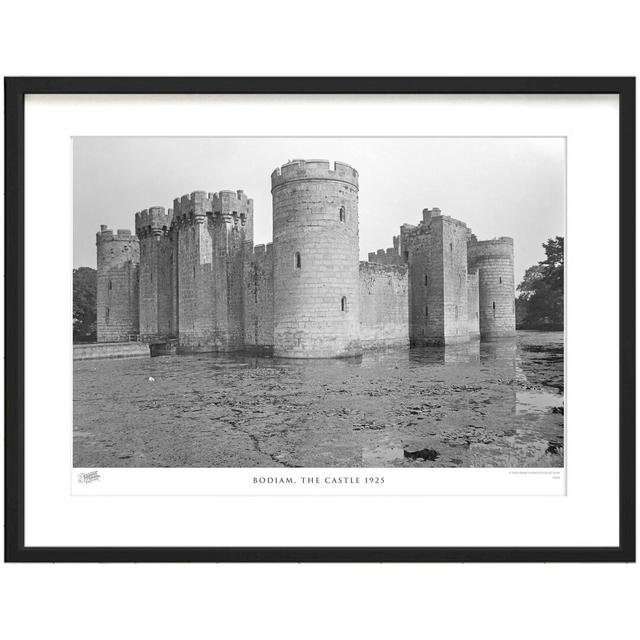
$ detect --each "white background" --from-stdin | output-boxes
[1,1,638,639]
[27,95,605,547]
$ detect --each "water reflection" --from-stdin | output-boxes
[74,331,564,468]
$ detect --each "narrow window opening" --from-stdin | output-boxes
[476,311,479,320]
[339,206,345,223]
[105,308,110,325]
[425,305,429,317]
[108,280,112,291]
[492,301,496,316]
[295,252,301,269]
[499,277,502,284]
[424,274,428,286]
[341,296,348,312]
[193,266,196,278]
[450,242,453,252]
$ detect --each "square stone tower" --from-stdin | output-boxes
[402,208,470,346]
[171,189,253,352]
[135,206,174,341]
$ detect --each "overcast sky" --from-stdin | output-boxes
[73,137,565,284]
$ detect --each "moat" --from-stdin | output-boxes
[73,331,564,468]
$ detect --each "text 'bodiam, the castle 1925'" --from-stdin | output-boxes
[96,159,516,357]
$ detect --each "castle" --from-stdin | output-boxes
[96,159,516,357]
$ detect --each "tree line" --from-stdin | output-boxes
[515,236,564,331]
[73,267,96,343]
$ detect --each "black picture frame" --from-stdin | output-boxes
[4,77,636,563]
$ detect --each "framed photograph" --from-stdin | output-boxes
[4,77,635,562]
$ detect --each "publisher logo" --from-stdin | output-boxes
[77,470,101,484]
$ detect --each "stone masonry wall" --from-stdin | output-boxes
[96,227,140,343]
[403,213,445,346]
[157,232,175,337]
[359,262,409,348]
[244,243,275,349]
[272,160,361,358]
[135,206,172,341]
[440,215,470,343]
[467,270,480,339]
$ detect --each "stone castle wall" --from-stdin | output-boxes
[367,246,404,266]
[244,243,275,350]
[467,270,480,339]
[95,161,517,356]
[440,214,470,343]
[96,227,140,343]
[359,262,409,348]
[271,160,361,358]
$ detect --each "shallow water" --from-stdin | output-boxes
[73,330,564,468]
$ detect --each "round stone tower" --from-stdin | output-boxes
[96,226,140,343]
[467,236,516,339]
[271,159,361,358]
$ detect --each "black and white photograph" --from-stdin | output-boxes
[2,1,638,635]
[73,137,565,470]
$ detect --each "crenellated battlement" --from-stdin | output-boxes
[423,207,469,230]
[367,246,404,266]
[467,236,514,261]
[400,208,471,245]
[468,236,514,246]
[135,206,171,238]
[271,159,359,191]
[96,225,138,245]
[172,191,213,221]
[210,189,253,222]
[171,189,253,226]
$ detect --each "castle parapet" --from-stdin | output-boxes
[96,225,139,245]
[171,189,253,227]
[172,191,214,223]
[467,236,514,261]
[135,206,171,238]
[367,245,404,266]
[422,207,442,224]
[271,159,359,191]
[209,189,254,225]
